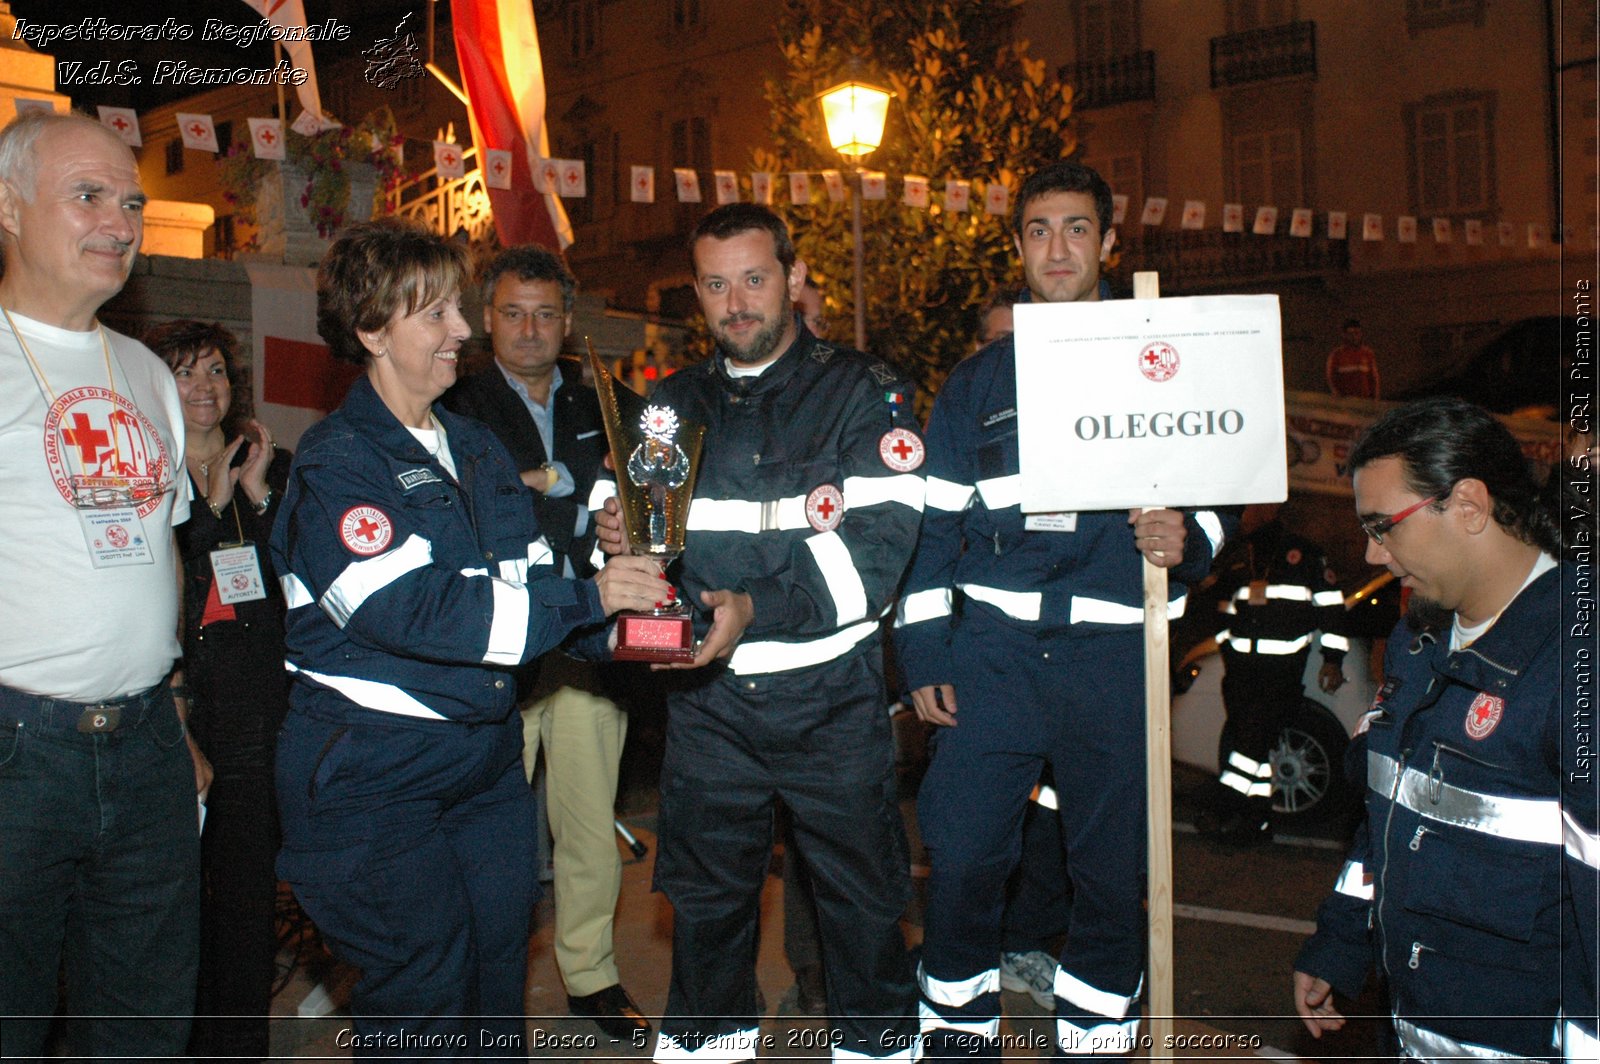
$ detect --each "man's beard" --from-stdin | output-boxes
[715,311,788,365]
[1404,595,1452,633]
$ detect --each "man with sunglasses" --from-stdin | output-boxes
[0,111,208,1058]
[1293,396,1595,1060]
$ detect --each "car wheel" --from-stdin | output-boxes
[1218,701,1353,823]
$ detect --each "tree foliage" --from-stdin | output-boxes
[758,0,1077,406]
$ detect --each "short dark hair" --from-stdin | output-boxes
[1348,395,1559,554]
[1013,160,1114,239]
[688,203,796,277]
[316,218,470,366]
[976,288,1019,345]
[1343,318,1362,331]
[480,244,576,313]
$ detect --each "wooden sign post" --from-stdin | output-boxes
[1134,270,1175,1055]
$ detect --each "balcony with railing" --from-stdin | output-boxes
[1115,228,1348,291]
[1210,21,1316,89]
[1063,50,1157,110]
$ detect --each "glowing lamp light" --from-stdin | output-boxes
[818,80,892,161]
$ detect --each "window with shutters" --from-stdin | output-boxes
[1406,91,1496,216]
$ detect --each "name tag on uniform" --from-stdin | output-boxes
[210,544,267,604]
[1024,511,1077,532]
[78,507,154,568]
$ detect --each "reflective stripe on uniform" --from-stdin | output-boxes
[1055,969,1139,1020]
[652,1028,762,1063]
[806,531,868,625]
[1313,590,1345,607]
[975,473,1021,510]
[844,472,925,511]
[1563,1017,1600,1061]
[896,587,952,627]
[281,572,314,609]
[1393,1016,1525,1059]
[1228,634,1311,655]
[1565,808,1600,869]
[1321,633,1351,652]
[1227,750,1272,779]
[727,618,879,675]
[1369,751,1563,846]
[1057,1016,1139,1056]
[925,476,975,513]
[1070,593,1188,626]
[1233,584,1313,602]
[962,582,1042,622]
[917,1002,999,1040]
[1333,859,1374,900]
[482,578,530,665]
[284,661,447,720]
[1195,510,1224,556]
[1219,770,1273,798]
[917,962,998,1009]
[318,534,434,629]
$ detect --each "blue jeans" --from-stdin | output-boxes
[0,682,201,1062]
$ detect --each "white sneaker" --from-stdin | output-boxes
[998,950,1056,1009]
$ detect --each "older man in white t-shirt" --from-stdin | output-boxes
[0,111,208,1060]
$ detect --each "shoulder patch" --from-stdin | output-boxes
[810,344,836,364]
[805,484,845,532]
[879,428,925,472]
[866,360,896,385]
[340,505,395,555]
[1464,692,1504,740]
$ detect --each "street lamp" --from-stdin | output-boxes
[818,78,892,352]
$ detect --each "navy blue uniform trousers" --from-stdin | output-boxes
[919,621,1146,1057]
[276,690,538,1058]
[654,648,918,1059]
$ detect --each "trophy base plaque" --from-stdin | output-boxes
[614,608,697,663]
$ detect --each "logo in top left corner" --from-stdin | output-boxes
[340,506,395,556]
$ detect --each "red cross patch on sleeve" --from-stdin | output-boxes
[805,484,845,532]
[879,428,925,472]
[340,505,395,555]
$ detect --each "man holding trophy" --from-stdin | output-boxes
[594,203,925,1062]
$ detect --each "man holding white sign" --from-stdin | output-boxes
[897,161,1234,1058]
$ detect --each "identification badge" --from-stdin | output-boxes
[210,544,267,604]
[1024,511,1077,532]
[1247,579,1268,606]
[78,507,154,568]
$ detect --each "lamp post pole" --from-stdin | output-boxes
[850,165,866,352]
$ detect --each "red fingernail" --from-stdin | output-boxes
[654,601,663,609]
[658,572,669,580]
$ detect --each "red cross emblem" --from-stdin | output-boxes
[258,126,276,144]
[110,116,129,132]
[339,505,394,556]
[563,169,578,186]
[1139,341,1180,382]
[638,175,649,189]
[106,524,129,548]
[492,159,506,175]
[879,428,924,472]
[188,123,206,138]
[1464,692,1504,740]
[231,573,250,591]
[441,151,457,167]
[805,484,844,533]
[61,412,110,465]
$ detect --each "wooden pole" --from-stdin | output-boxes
[1134,269,1175,1056]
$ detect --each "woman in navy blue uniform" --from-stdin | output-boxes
[270,219,660,1056]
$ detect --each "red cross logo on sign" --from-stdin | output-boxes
[110,116,129,132]
[878,428,924,472]
[259,127,276,145]
[339,505,394,556]
[805,484,844,533]
[492,159,506,175]
[189,123,206,138]
[442,151,457,167]
[1139,341,1180,382]
[1464,692,1504,740]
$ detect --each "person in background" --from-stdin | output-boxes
[0,109,209,1060]
[270,218,661,1053]
[441,245,649,1042]
[1293,396,1594,1060]
[796,275,829,339]
[1199,502,1347,846]
[149,320,291,1064]
[1324,317,1380,400]
[973,289,1016,351]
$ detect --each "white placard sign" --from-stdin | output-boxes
[1015,295,1287,512]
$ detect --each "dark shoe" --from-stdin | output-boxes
[793,964,827,1016]
[1214,811,1272,847]
[568,983,652,1042]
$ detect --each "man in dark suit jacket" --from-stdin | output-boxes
[440,246,649,1043]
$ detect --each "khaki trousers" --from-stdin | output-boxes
[521,684,628,997]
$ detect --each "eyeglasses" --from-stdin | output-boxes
[1360,494,1438,544]
[70,477,174,511]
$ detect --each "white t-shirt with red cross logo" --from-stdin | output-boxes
[0,310,189,701]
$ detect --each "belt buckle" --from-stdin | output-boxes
[77,705,122,734]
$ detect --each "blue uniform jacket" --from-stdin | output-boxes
[895,313,1234,691]
[595,327,926,677]
[1296,564,1597,1060]
[270,375,606,725]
